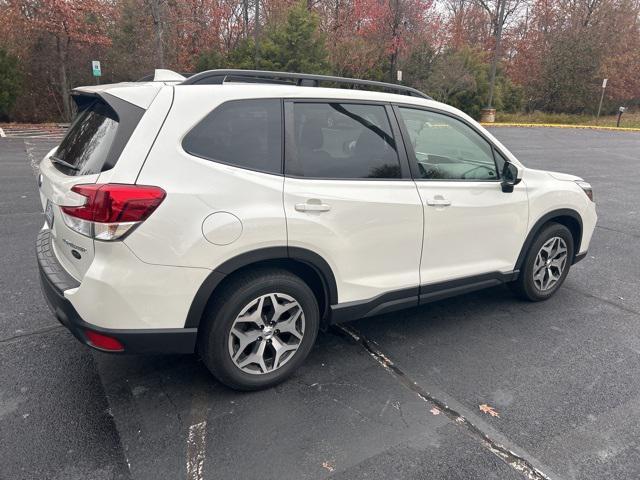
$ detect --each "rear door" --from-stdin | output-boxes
[38,95,143,280]
[283,100,423,304]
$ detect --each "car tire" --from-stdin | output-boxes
[511,222,575,302]
[198,268,319,391]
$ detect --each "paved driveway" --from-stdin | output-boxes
[1,127,639,480]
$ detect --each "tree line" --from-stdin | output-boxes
[0,0,638,122]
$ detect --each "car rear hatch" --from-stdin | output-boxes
[38,91,146,281]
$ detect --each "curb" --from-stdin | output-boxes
[481,122,640,132]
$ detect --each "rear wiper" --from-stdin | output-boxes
[50,156,79,171]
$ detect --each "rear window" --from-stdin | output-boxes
[53,100,119,176]
[182,99,283,175]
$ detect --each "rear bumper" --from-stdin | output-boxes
[37,229,197,354]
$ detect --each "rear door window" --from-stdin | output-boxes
[285,102,400,179]
[53,100,119,176]
[182,99,283,174]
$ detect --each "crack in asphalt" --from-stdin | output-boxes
[161,386,185,425]
[334,324,552,480]
[595,224,640,239]
[565,285,640,317]
[0,323,63,344]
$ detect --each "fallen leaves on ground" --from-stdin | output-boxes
[479,404,500,417]
[322,461,335,472]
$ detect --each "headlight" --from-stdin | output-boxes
[575,180,594,202]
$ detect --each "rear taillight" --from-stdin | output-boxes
[60,184,166,241]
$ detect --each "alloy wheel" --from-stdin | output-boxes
[532,236,568,291]
[228,293,305,375]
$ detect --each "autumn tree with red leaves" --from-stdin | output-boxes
[2,0,113,120]
[319,0,436,81]
[509,0,640,113]
[1,0,639,121]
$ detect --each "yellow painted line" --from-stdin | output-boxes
[481,122,640,132]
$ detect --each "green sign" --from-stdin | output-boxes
[92,60,101,77]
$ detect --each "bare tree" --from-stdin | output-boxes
[254,0,260,67]
[446,0,466,15]
[389,0,402,82]
[474,0,526,108]
[243,0,250,38]
[55,35,72,121]
[147,0,167,68]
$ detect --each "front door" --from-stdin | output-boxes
[394,106,528,287]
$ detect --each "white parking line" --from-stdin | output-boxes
[0,125,67,139]
[337,325,553,480]
[186,421,207,480]
[14,135,64,139]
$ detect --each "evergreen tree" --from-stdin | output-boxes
[0,49,21,120]
[198,2,328,74]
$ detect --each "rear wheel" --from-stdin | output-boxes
[511,222,574,301]
[198,268,319,391]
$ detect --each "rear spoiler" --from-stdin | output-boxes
[72,80,164,109]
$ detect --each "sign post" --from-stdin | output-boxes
[92,60,102,85]
[596,78,607,124]
[396,70,402,83]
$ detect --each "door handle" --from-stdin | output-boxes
[295,202,331,212]
[426,197,451,207]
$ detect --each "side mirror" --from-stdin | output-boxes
[501,162,521,193]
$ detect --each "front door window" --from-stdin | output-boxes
[397,107,499,181]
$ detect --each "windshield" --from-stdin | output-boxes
[53,99,119,176]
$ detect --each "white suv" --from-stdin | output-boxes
[37,69,596,390]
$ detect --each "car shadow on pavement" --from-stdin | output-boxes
[93,285,542,480]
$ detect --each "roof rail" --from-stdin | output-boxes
[180,69,432,100]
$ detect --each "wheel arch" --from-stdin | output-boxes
[515,208,583,272]
[184,247,338,329]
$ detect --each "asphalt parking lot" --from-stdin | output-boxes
[1,126,639,480]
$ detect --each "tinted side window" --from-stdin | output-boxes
[398,107,498,181]
[286,102,400,179]
[183,99,282,174]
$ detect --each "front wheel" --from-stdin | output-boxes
[511,222,574,301]
[198,268,319,391]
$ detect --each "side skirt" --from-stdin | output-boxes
[329,271,519,325]
[419,271,519,304]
